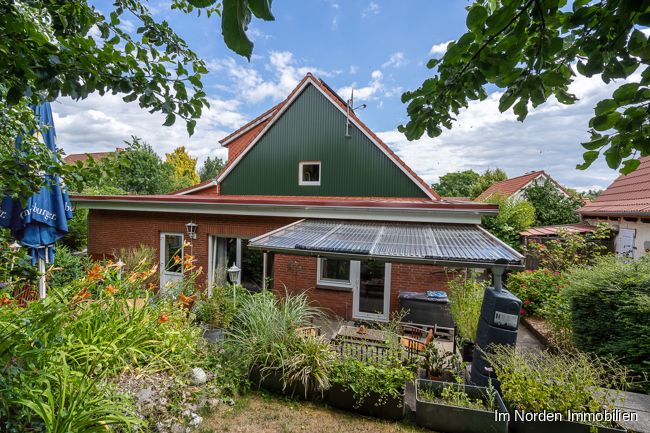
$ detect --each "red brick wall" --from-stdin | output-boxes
[88,209,296,285]
[272,253,458,320]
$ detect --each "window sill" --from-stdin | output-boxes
[316,283,352,292]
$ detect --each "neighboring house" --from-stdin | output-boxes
[71,73,523,322]
[63,148,123,164]
[475,170,569,202]
[580,156,650,259]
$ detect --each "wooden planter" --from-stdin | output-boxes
[326,383,405,421]
[415,379,508,433]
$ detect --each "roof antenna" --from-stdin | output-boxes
[345,89,367,138]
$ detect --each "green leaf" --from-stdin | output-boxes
[163,113,176,126]
[620,159,641,174]
[248,0,275,20]
[426,58,440,69]
[577,150,599,170]
[612,83,640,104]
[187,0,217,7]
[498,89,517,112]
[187,119,197,136]
[594,99,617,116]
[604,147,622,169]
[221,0,253,60]
[466,5,488,32]
[513,98,528,121]
[581,135,608,151]
[591,112,620,131]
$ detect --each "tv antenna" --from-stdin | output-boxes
[345,89,367,138]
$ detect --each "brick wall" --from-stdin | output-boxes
[88,209,296,286]
[272,253,459,320]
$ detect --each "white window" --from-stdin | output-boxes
[299,161,321,186]
[317,257,352,289]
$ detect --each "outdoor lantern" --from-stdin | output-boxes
[227,264,241,284]
[185,221,198,240]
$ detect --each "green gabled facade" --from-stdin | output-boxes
[219,83,429,198]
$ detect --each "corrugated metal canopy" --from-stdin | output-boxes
[249,219,524,268]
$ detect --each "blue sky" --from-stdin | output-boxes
[54,0,634,191]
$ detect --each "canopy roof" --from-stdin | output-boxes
[249,219,524,268]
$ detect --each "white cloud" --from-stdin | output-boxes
[381,72,643,191]
[338,70,384,101]
[208,51,330,104]
[430,40,453,55]
[349,65,359,74]
[52,93,244,165]
[382,52,407,69]
[362,1,380,17]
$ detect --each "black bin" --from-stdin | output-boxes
[398,291,454,328]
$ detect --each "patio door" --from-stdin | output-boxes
[159,232,184,294]
[352,261,391,322]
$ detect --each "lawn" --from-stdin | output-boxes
[199,392,429,433]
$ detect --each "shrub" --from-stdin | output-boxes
[227,290,335,394]
[448,274,486,342]
[481,196,535,250]
[506,269,566,317]
[48,245,89,289]
[486,345,628,421]
[194,284,248,329]
[330,356,413,407]
[565,255,650,391]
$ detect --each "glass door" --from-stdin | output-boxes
[159,233,184,294]
[352,261,391,321]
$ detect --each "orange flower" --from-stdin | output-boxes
[86,264,103,281]
[147,282,156,291]
[0,296,12,306]
[178,293,196,310]
[173,255,182,264]
[105,284,118,295]
[157,314,169,324]
[74,288,92,301]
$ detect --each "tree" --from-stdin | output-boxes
[400,1,650,176]
[523,181,584,226]
[482,196,536,250]
[114,137,175,195]
[165,146,200,188]
[432,170,480,197]
[469,168,508,198]
[1,0,275,201]
[199,156,226,181]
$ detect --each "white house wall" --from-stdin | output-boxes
[585,217,650,259]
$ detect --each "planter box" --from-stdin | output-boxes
[326,383,405,421]
[461,340,475,363]
[249,367,322,400]
[415,379,508,433]
[508,409,625,433]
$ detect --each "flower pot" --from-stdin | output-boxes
[249,367,321,400]
[507,409,625,433]
[326,383,405,420]
[461,341,475,362]
[415,379,508,433]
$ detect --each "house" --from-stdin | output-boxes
[580,156,650,259]
[71,73,523,321]
[63,148,123,164]
[475,170,569,202]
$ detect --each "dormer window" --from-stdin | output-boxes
[299,161,321,186]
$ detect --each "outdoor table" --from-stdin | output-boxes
[332,324,391,343]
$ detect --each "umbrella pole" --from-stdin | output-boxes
[38,246,47,299]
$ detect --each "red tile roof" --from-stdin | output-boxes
[580,156,650,216]
[170,179,217,195]
[475,171,544,202]
[442,196,471,202]
[71,193,497,211]
[63,149,121,164]
[520,223,597,237]
[216,73,440,200]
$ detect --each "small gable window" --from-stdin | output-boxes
[299,161,321,186]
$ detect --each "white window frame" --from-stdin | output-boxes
[316,257,354,289]
[352,262,391,322]
[299,161,321,186]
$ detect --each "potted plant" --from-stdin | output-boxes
[416,376,508,433]
[327,356,412,420]
[448,275,485,362]
[420,343,455,381]
[485,345,628,433]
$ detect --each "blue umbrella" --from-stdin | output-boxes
[0,102,73,298]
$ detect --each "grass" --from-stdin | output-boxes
[199,391,429,433]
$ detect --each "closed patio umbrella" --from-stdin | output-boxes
[0,102,73,298]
